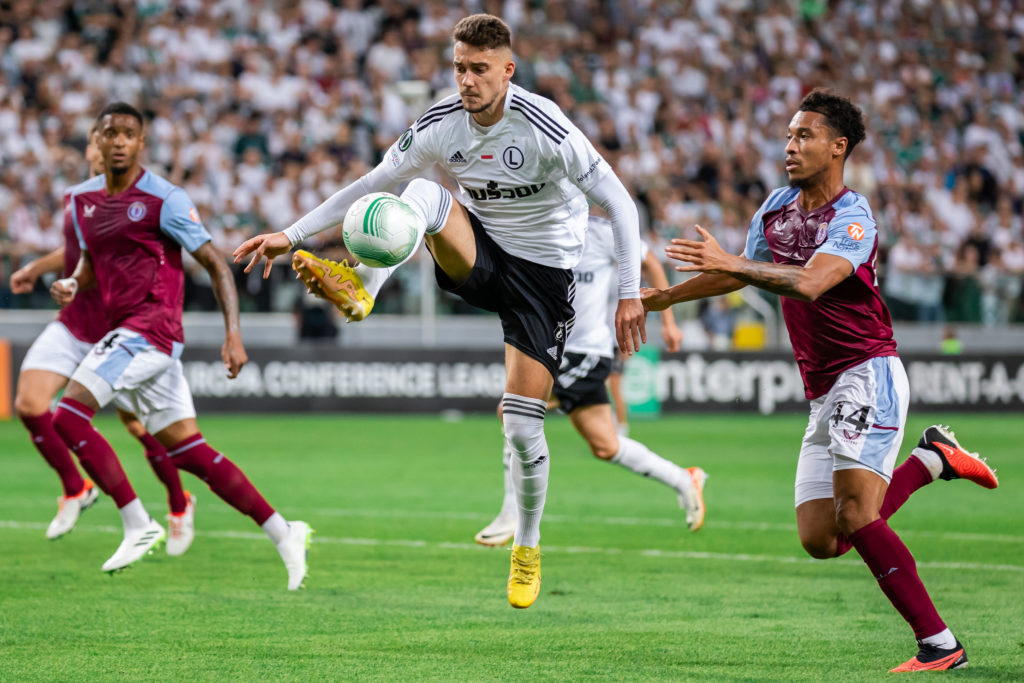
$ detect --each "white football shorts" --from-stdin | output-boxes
[69,327,196,434]
[20,321,94,378]
[794,355,910,507]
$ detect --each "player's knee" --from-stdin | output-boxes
[503,417,545,455]
[799,535,837,560]
[588,439,618,461]
[834,502,876,537]
[13,391,49,419]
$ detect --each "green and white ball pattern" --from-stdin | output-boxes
[342,192,422,268]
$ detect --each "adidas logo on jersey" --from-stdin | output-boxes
[448,150,468,164]
[547,346,558,359]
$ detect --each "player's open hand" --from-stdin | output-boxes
[615,297,647,356]
[50,277,78,307]
[666,225,734,274]
[10,264,37,294]
[233,232,292,279]
[222,332,248,379]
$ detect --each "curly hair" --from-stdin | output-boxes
[453,14,511,51]
[797,90,866,159]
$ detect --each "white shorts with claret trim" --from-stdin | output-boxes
[794,356,910,507]
[69,327,196,434]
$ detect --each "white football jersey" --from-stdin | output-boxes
[380,83,612,269]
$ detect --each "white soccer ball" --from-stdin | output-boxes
[342,192,422,268]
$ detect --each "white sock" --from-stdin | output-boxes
[920,628,957,649]
[611,437,689,493]
[354,178,452,298]
[499,442,517,518]
[118,498,150,531]
[616,422,629,438]
[262,512,289,545]
[502,393,549,547]
[911,447,943,481]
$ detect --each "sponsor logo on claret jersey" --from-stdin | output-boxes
[465,180,546,201]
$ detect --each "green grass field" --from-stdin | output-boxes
[0,412,1021,681]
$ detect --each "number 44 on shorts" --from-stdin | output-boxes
[830,400,873,433]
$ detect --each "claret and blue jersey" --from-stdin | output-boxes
[68,169,211,357]
[744,186,898,399]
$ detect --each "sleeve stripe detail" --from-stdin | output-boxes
[419,97,462,119]
[509,106,565,143]
[510,96,568,142]
[415,103,464,131]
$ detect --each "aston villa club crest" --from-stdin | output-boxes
[815,222,828,245]
[127,201,147,222]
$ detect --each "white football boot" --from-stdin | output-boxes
[276,521,312,590]
[474,511,517,547]
[101,518,165,572]
[677,467,708,532]
[166,491,196,556]
[46,480,99,539]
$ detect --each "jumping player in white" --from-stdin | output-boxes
[234,14,646,609]
[476,213,704,547]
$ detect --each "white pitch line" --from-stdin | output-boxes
[2,500,1021,544]
[1,519,1021,574]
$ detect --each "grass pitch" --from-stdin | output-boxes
[0,412,1021,681]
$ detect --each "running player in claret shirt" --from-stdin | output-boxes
[475,214,703,548]
[234,13,646,609]
[50,103,310,588]
[643,91,998,673]
[10,125,195,552]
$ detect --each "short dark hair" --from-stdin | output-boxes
[453,14,511,50]
[797,90,866,159]
[95,102,144,128]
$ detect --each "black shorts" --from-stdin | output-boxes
[552,352,612,414]
[435,212,575,378]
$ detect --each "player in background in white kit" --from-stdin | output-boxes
[234,14,646,609]
[475,214,703,548]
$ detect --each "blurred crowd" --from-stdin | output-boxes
[1,0,1023,330]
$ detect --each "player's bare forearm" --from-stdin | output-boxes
[643,272,746,311]
[727,259,815,300]
[72,251,97,290]
[194,242,242,336]
[11,246,66,291]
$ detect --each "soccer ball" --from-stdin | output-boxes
[342,192,422,268]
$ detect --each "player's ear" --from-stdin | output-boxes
[832,136,848,159]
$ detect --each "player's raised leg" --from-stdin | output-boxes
[52,381,164,572]
[156,418,311,590]
[293,179,460,321]
[15,368,96,539]
[117,408,194,555]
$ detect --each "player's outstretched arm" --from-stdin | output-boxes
[10,246,65,293]
[233,163,401,279]
[193,242,247,378]
[668,225,852,302]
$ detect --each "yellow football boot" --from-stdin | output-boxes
[292,250,374,321]
[507,544,541,609]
